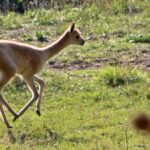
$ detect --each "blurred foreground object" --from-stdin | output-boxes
[132,113,150,134]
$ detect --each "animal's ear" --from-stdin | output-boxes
[70,23,75,32]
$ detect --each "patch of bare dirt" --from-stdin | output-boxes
[115,47,150,71]
[129,49,150,71]
[48,47,150,71]
[48,57,121,70]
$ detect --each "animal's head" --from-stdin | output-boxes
[67,23,85,46]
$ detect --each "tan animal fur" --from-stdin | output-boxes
[0,23,85,128]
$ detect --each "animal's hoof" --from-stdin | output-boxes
[36,110,41,116]
[13,115,19,122]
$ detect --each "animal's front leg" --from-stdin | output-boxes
[34,75,45,116]
[13,76,39,122]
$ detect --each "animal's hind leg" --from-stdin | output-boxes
[0,69,18,118]
[0,102,12,128]
[0,94,18,117]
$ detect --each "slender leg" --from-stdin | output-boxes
[0,94,18,117]
[14,77,39,121]
[0,102,12,128]
[34,76,45,116]
[0,71,18,118]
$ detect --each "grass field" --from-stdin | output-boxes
[0,0,150,149]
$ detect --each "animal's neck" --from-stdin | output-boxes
[43,31,70,61]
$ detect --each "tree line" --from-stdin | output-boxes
[0,0,83,14]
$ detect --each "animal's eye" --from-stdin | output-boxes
[75,35,79,39]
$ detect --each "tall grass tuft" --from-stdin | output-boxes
[0,12,23,29]
[98,66,147,87]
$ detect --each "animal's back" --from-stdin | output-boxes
[0,41,45,77]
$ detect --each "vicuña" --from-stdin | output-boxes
[0,23,85,128]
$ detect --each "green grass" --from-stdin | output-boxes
[127,34,150,43]
[98,66,147,87]
[0,0,150,149]
[0,67,150,149]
